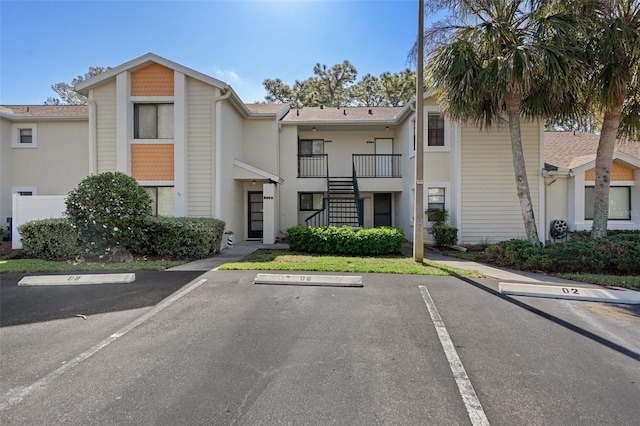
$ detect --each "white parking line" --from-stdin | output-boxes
[419,285,490,426]
[0,278,208,412]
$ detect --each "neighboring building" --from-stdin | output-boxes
[0,105,89,236]
[2,53,550,246]
[544,131,640,236]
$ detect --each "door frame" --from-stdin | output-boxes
[247,191,263,239]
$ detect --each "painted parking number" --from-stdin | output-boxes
[562,287,580,294]
[300,276,311,281]
[67,275,82,281]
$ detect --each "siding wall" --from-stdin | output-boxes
[460,121,541,243]
[186,78,214,217]
[94,81,117,173]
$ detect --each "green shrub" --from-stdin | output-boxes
[18,218,78,260]
[142,217,225,258]
[65,172,152,254]
[545,239,605,273]
[431,225,459,247]
[484,239,543,268]
[286,226,404,255]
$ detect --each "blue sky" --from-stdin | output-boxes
[1,0,420,105]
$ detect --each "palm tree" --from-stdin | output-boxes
[422,0,586,245]
[586,0,640,238]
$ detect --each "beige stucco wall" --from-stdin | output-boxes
[243,118,280,176]
[93,81,117,173]
[460,120,542,244]
[0,119,88,226]
[10,121,89,194]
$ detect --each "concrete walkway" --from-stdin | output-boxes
[168,240,591,286]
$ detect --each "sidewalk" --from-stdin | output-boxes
[168,241,591,286]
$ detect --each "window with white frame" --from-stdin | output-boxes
[299,192,324,211]
[584,186,631,220]
[134,104,174,139]
[427,187,446,221]
[144,187,174,217]
[427,113,445,147]
[12,123,37,148]
[299,139,324,155]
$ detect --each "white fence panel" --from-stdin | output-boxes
[12,195,67,249]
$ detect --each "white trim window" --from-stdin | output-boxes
[12,123,37,148]
[12,187,37,196]
[427,113,445,147]
[134,104,174,139]
[299,192,324,211]
[427,187,446,222]
[584,186,631,220]
[143,186,174,217]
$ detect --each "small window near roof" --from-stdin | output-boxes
[427,113,445,146]
[19,129,33,144]
[12,123,37,148]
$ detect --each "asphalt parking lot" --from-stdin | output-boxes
[1,270,639,425]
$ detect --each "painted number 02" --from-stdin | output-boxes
[562,287,580,294]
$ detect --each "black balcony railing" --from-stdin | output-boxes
[352,154,401,178]
[298,154,328,178]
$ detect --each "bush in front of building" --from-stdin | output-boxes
[65,171,152,255]
[286,225,404,255]
[139,217,226,259]
[481,234,640,274]
[18,218,78,260]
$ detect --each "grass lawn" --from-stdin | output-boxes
[555,273,640,289]
[218,249,483,277]
[0,258,189,274]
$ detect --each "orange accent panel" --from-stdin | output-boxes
[131,63,174,96]
[585,161,635,181]
[131,144,174,181]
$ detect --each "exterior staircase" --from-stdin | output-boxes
[327,177,361,227]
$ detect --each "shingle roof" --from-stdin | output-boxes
[544,131,640,170]
[0,105,88,118]
[281,106,402,122]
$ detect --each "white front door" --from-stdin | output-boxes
[375,138,393,177]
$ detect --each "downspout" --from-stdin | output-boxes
[87,97,97,174]
[213,87,231,218]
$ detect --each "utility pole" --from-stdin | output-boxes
[413,0,425,262]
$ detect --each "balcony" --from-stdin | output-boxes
[352,154,401,178]
[298,154,401,178]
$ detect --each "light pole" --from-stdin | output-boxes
[413,0,425,262]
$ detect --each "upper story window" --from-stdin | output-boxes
[12,123,37,148]
[427,113,445,147]
[299,139,324,155]
[134,104,173,139]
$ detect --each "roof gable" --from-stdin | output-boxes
[544,131,640,170]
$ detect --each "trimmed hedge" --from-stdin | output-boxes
[18,218,78,260]
[140,217,225,259]
[482,235,640,275]
[286,226,404,255]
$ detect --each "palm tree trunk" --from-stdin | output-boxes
[505,92,540,246]
[591,93,626,239]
